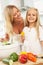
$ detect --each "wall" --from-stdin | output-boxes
[33,0,43,25]
[0,0,43,37]
[22,0,43,25]
[24,0,34,7]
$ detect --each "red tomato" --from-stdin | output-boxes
[19,54,28,64]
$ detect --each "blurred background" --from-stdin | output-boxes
[0,0,43,37]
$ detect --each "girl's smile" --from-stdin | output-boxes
[27,9,37,23]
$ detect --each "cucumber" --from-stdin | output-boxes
[2,58,13,65]
[2,58,9,64]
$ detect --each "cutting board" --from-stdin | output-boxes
[0,58,43,65]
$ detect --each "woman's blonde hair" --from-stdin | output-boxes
[25,7,41,39]
[4,5,20,36]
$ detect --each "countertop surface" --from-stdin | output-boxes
[0,54,43,65]
[0,58,43,65]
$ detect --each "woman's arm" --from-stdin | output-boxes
[40,41,43,47]
[5,33,9,41]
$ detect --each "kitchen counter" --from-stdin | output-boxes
[0,54,43,65]
[0,58,43,65]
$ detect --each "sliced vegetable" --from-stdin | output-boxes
[2,58,13,65]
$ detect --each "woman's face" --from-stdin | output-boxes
[12,8,22,23]
[27,9,37,23]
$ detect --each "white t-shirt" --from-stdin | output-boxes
[22,26,43,55]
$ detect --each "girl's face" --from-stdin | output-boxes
[27,9,37,23]
[12,8,22,22]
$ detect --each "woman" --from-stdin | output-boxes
[0,5,24,54]
[5,5,24,37]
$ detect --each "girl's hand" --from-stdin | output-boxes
[20,35,25,43]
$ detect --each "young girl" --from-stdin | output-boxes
[22,7,43,55]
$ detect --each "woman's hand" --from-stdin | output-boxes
[0,38,4,42]
[5,33,9,41]
[0,33,9,42]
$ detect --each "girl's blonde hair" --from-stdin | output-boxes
[4,5,20,36]
[25,7,41,39]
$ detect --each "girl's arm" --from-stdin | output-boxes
[39,26,43,47]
